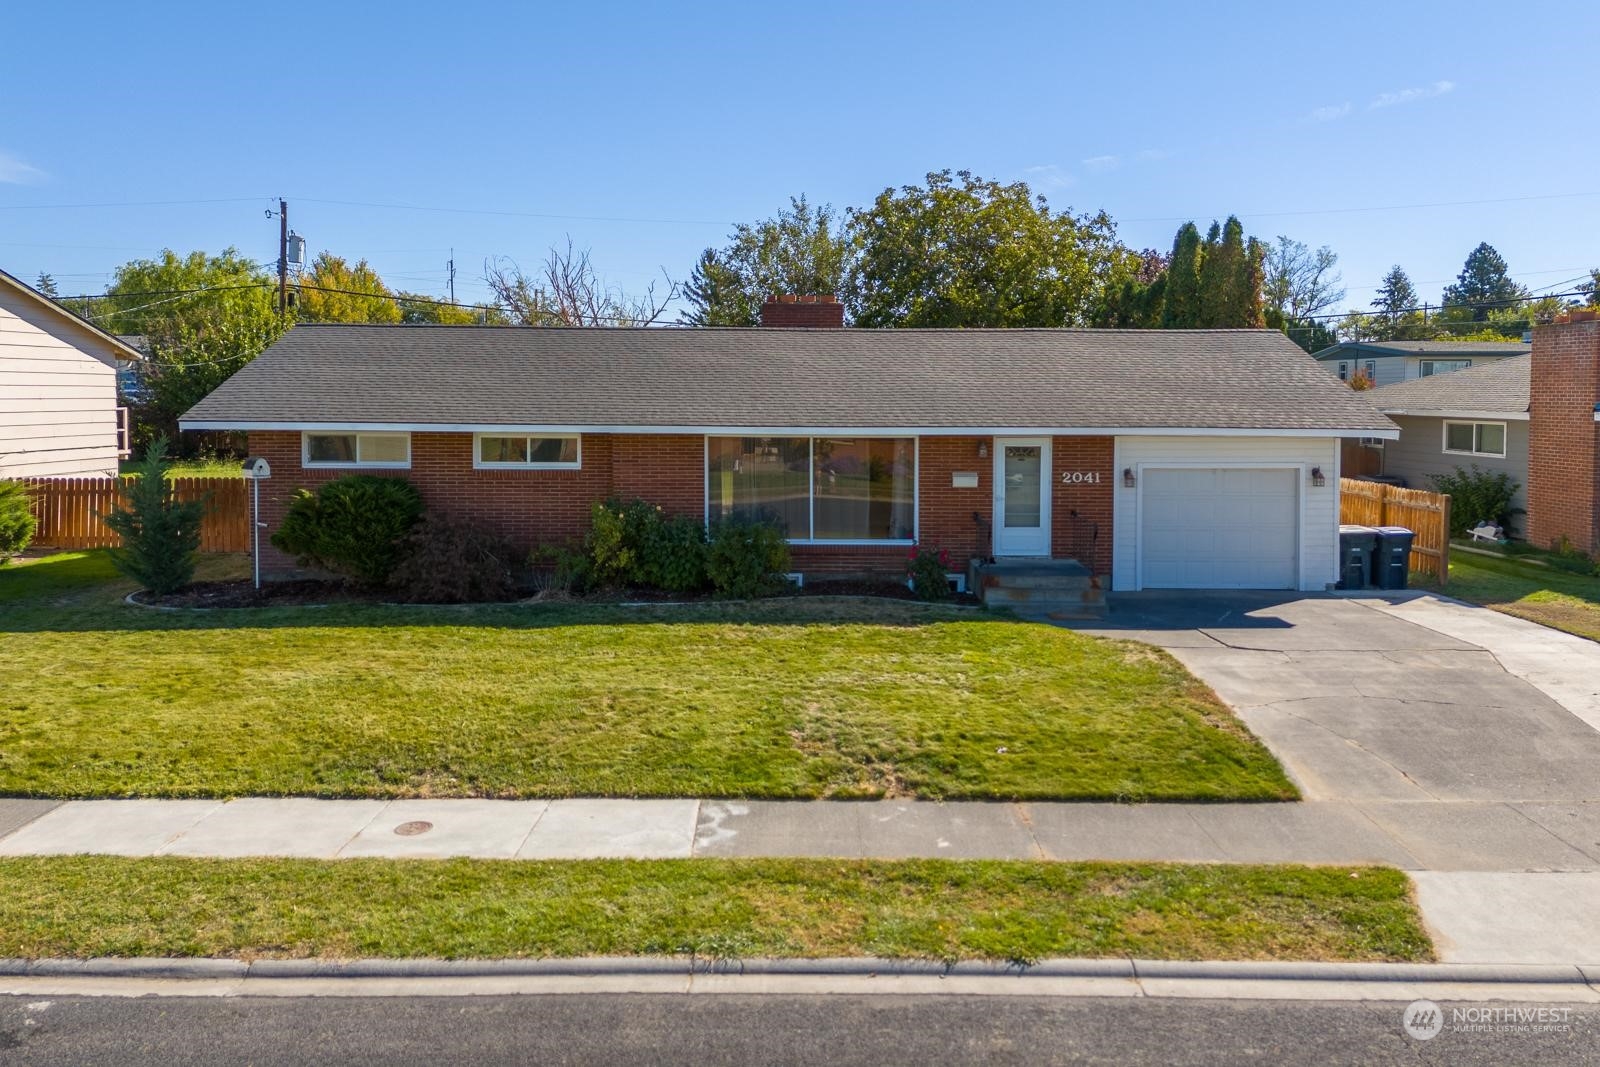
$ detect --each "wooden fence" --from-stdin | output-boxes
[1340,478,1451,584]
[23,477,251,553]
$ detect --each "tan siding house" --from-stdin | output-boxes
[0,269,143,478]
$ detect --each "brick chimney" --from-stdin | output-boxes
[1527,315,1600,553]
[759,293,844,328]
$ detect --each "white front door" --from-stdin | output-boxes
[993,437,1051,557]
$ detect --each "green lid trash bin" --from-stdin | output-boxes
[1338,525,1379,590]
[1372,526,1415,590]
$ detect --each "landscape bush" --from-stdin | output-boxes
[389,515,517,603]
[101,436,206,594]
[0,479,37,564]
[905,544,954,600]
[271,475,424,585]
[1429,465,1522,537]
[705,516,791,599]
[583,498,707,593]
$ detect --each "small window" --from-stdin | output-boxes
[1337,361,1349,381]
[1363,360,1377,380]
[1442,420,1506,458]
[474,433,581,469]
[1420,359,1471,377]
[303,431,411,468]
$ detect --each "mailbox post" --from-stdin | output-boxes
[239,457,272,590]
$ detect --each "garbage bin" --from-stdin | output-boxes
[1337,525,1378,590]
[1371,526,1415,590]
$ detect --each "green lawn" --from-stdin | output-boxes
[118,456,243,479]
[1422,550,1600,643]
[0,856,1428,963]
[0,551,1295,802]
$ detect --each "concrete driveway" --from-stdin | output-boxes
[1074,592,1600,805]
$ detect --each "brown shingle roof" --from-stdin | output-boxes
[1368,354,1530,414]
[181,324,1397,434]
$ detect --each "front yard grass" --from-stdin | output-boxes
[0,856,1428,963]
[0,551,1295,802]
[1421,550,1600,643]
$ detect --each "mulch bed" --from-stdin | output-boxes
[130,576,979,610]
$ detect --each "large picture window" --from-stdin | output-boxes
[707,436,916,543]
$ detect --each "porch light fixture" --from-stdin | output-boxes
[1310,466,1326,487]
[978,442,988,458]
[1122,467,1135,488]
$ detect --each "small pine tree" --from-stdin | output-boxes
[102,436,206,594]
[0,480,38,563]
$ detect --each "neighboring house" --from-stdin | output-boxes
[1312,339,1530,388]
[180,296,1398,592]
[0,268,144,478]
[1364,356,1531,521]
[1354,315,1600,552]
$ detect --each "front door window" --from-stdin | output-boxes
[993,438,1050,556]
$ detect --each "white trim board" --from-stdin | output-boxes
[182,420,1400,440]
[1378,408,1528,421]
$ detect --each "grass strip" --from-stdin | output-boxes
[0,856,1430,964]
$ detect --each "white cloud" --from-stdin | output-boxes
[1369,80,1455,110]
[0,151,45,184]
[1307,102,1352,122]
[1022,164,1075,189]
[1081,154,1120,172]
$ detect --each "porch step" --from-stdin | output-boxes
[975,559,1107,619]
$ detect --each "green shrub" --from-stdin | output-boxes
[705,516,791,599]
[905,544,954,601]
[1429,465,1522,537]
[101,436,206,594]
[583,498,707,593]
[0,480,37,564]
[389,516,516,603]
[270,475,424,585]
[529,542,590,598]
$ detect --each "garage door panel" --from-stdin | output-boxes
[1139,467,1298,590]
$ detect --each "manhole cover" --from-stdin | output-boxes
[393,820,434,837]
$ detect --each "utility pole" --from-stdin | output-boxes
[448,249,456,304]
[277,199,289,317]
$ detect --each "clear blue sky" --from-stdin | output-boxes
[4,1,1597,316]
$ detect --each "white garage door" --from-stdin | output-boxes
[1139,467,1298,589]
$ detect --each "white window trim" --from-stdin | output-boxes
[300,430,412,469]
[702,434,920,547]
[1441,419,1507,458]
[471,432,582,470]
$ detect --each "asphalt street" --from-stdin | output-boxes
[2,994,1597,1066]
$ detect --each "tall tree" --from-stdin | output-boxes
[1161,223,1204,327]
[1264,237,1344,321]
[1190,217,1264,327]
[33,272,58,298]
[1095,248,1168,327]
[92,249,284,452]
[484,238,675,326]
[1441,242,1527,320]
[845,169,1130,328]
[682,196,849,326]
[1367,264,1431,341]
[296,253,401,323]
[1371,265,1418,318]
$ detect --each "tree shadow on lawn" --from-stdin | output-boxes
[0,551,991,635]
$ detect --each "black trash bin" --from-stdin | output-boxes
[1337,525,1378,590]
[1372,526,1415,590]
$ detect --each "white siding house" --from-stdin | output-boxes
[0,269,143,478]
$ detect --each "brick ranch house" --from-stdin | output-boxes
[180,297,1399,592]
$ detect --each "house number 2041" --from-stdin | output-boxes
[1059,472,1102,484]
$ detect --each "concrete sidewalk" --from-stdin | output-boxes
[5,796,1599,871]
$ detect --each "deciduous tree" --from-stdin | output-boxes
[1264,237,1345,321]
[485,238,675,327]
[845,169,1130,328]
[297,253,401,323]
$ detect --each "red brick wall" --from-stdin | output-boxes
[247,431,1119,578]
[1052,436,1114,578]
[759,295,844,328]
[1528,319,1600,553]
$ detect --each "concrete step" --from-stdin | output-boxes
[980,573,1096,593]
[981,586,1104,610]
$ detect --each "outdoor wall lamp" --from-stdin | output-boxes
[978,442,989,458]
[1122,468,1136,488]
[1310,467,1326,487]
